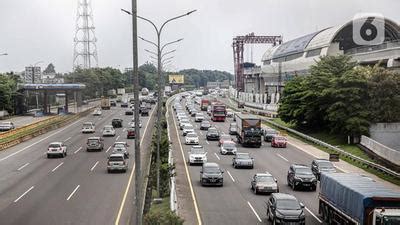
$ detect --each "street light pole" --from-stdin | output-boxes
[128,1,142,225]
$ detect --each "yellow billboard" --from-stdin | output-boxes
[169,75,184,84]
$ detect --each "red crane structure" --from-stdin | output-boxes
[232,33,283,91]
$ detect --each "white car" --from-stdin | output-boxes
[178,115,188,122]
[220,141,237,155]
[188,145,207,165]
[81,122,95,133]
[226,109,234,117]
[47,142,67,158]
[93,109,102,116]
[0,121,15,131]
[185,132,199,145]
[182,124,195,136]
[102,125,116,136]
[129,119,142,128]
[112,142,129,158]
[194,113,205,122]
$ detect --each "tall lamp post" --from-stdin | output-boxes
[122,9,196,198]
[30,61,44,111]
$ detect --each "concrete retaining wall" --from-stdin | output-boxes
[370,123,400,151]
[360,135,400,166]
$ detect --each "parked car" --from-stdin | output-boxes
[182,124,195,136]
[218,134,233,147]
[229,122,237,135]
[0,121,15,131]
[271,135,287,148]
[311,159,336,180]
[112,142,129,158]
[194,113,205,122]
[206,127,220,140]
[264,128,278,142]
[220,141,237,155]
[200,162,224,186]
[126,128,135,139]
[112,118,123,128]
[92,109,102,116]
[200,120,211,130]
[86,137,104,151]
[287,164,317,191]
[188,145,207,165]
[232,153,254,168]
[250,172,279,194]
[185,132,199,145]
[47,142,67,158]
[107,153,128,173]
[102,125,116,136]
[81,122,95,133]
[266,193,305,224]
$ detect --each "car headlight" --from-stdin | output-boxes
[275,211,284,219]
[294,176,302,181]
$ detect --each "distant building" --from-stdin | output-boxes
[41,72,64,84]
[24,66,41,83]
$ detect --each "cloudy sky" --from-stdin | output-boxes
[0,0,399,74]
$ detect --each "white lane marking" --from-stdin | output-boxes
[277,153,289,162]
[51,162,64,172]
[116,135,120,141]
[74,147,82,154]
[123,128,126,132]
[17,162,30,171]
[90,161,99,172]
[206,140,209,145]
[247,201,262,222]
[67,185,80,201]
[214,153,220,160]
[14,186,34,203]
[0,118,83,162]
[305,207,323,223]
[64,137,71,142]
[227,170,235,182]
[106,146,111,153]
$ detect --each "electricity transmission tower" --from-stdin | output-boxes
[73,0,98,70]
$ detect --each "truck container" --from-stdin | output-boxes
[200,99,210,111]
[319,173,400,225]
[100,97,111,110]
[235,113,262,147]
[210,102,226,122]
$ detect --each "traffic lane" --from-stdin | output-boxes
[0,107,149,225]
[173,112,262,225]
[188,113,321,224]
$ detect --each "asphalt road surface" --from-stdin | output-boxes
[0,104,156,225]
[169,97,323,225]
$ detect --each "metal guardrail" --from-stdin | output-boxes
[166,96,178,213]
[225,97,400,180]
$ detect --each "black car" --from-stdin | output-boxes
[125,110,133,115]
[121,102,128,108]
[206,127,220,140]
[263,128,279,142]
[112,119,123,128]
[200,120,211,130]
[266,193,305,224]
[287,164,317,191]
[311,159,336,180]
[141,108,149,116]
[200,162,224,186]
[110,101,117,107]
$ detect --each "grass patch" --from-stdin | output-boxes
[267,118,400,186]
[144,197,184,225]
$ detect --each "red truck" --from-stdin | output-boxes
[200,99,209,111]
[211,102,226,122]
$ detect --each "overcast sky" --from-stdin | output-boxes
[0,0,399,74]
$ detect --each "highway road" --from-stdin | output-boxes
[0,103,156,225]
[169,96,323,225]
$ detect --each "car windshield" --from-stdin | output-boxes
[236,153,250,159]
[109,156,124,162]
[202,121,210,125]
[204,167,220,174]
[295,167,313,175]
[114,144,125,148]
[276,199,301,210]
[0,122,11,126]
[191,148,205,154]
[184,125,194,129]
[187,133,197,138]
[275,137,286,141]
[257,176,275,182]
[49,143,61,148]
[223,143,235,148]
[104,127,113,130]
[88,139,99,144]
[230,123,237,127]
